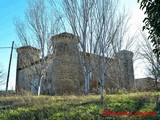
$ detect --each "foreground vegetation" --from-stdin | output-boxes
[0,92,160,120]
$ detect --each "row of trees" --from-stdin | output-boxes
[14,0,160,98]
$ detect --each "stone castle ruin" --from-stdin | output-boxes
[16,32,134,94]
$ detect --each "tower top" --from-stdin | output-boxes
[16,45,40,53]
[116,50,134,58]
[51,32,79,43]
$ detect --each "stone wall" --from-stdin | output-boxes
[16,32,135,95]
[85,50,135,92]
[135,77,160,91]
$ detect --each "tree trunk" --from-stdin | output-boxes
[100,53,105,102]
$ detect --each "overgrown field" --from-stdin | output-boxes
[0,92,160,120]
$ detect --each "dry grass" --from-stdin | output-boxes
[0,92,159,120]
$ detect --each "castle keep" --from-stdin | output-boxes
[51,33,84,94]
[16,32,134,94]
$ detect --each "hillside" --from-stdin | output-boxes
[0,92,160,120]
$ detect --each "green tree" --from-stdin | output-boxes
[138,0,160,59]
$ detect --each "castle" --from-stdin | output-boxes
[16,32,135,94]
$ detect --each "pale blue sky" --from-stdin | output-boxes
[0,0,145,90]
[0,0,27,90]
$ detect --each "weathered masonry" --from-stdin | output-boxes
[16,32,135,94]
[51,33,84,94]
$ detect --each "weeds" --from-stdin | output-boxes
[0,92,159,120]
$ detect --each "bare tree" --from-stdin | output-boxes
[0,66,5,86]
[50,0,136,99]
[93,0,122,101]
[50,0,96,95]
[140,31,160,91]
[88,0,135,100]
[15,0,136,97]
[14,0,63,95]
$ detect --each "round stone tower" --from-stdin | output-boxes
[16,46,40,69]
[51,32,84,95]
[116,50,134,91]
[16,46,40,92]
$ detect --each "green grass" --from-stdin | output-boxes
[0,92,160,120]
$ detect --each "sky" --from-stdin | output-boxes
[0,0,146,91]
[0,0,27,90]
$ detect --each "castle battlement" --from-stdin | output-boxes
[51,32,79,43]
